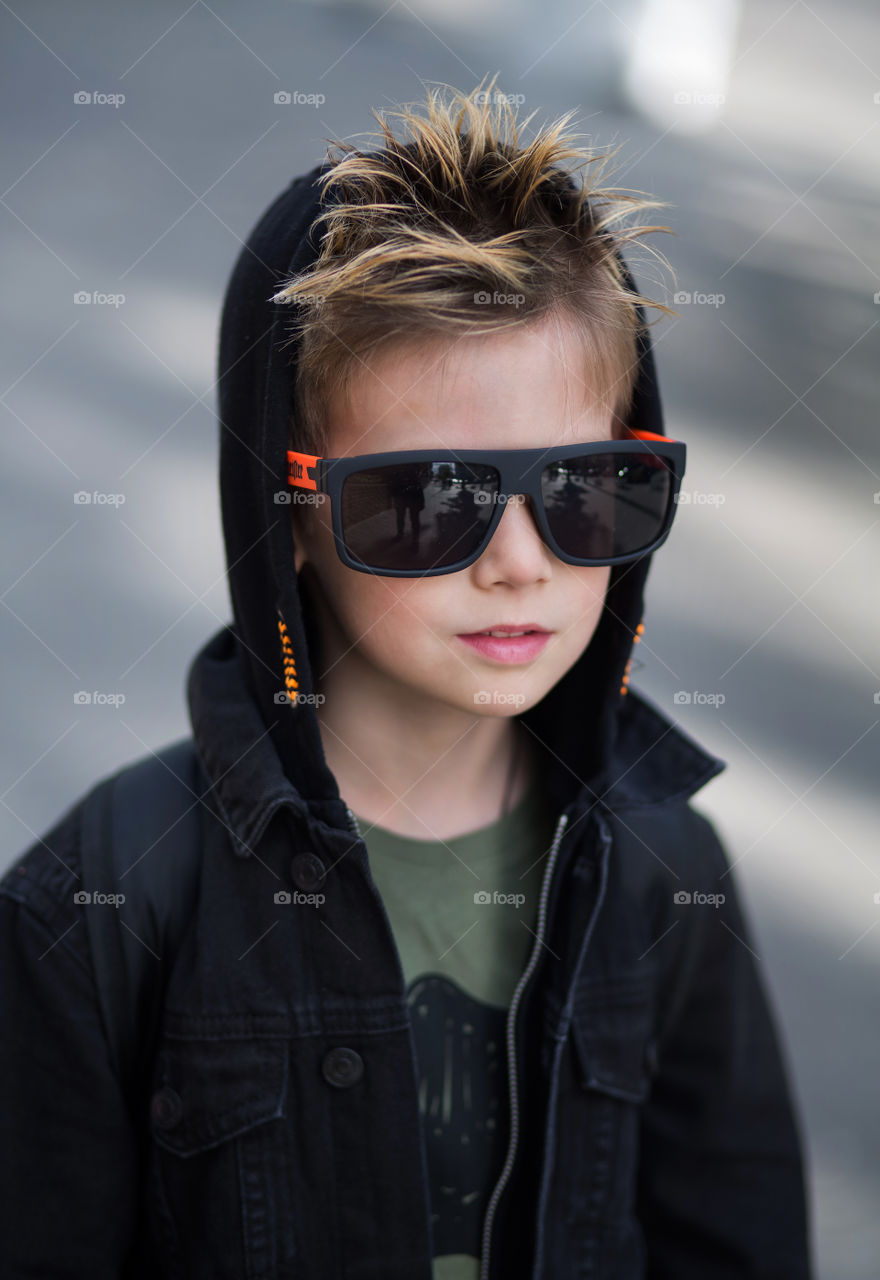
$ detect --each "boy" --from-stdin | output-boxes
[0,82,813,1278]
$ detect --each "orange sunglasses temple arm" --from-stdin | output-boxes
[627,428,678,442]
[287,450,321,491]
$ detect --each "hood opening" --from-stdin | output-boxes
[211,161,666,830]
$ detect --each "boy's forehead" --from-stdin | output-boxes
[322,317,615,457]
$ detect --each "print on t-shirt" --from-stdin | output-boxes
[407,972,510,1259]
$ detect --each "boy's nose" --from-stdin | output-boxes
[473,493,554,583]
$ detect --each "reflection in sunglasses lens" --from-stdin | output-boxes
[341,462,499,571]
[542,452,671,559]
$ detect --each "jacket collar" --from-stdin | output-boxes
[598,683,727,809]
[187,625,727,860]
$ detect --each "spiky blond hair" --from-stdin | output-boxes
[273,76,673,456]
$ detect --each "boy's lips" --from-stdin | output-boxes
[459,623,551,636]
[456,624,552,664]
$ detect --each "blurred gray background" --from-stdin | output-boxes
[1,2,878,1275]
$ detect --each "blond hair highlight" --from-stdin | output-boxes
[273,76,674,456]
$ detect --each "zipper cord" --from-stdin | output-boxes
[479,809,570,1280]
[527,811,612,1278]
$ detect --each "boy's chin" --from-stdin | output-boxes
[453,681,549,718]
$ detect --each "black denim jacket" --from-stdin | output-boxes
[0,625,814,1279]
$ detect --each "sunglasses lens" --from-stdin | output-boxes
[340,462,499,572]
[541,451,673,560]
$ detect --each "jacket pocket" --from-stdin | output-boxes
[147,1035,295,1280]
[550,981,658,1262]
[150,1035,288,1156]
[568,978,656,1104]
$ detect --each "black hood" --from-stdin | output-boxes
[205,159,708,836]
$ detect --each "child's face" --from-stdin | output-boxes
[292,312,614,718]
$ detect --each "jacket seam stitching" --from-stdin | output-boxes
[0,893,95,987]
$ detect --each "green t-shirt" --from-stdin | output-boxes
[351,777,558,1280]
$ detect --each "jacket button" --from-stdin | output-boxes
[322,1047,364,1088]
[290,853,326,892]
[150,1085,183,1129]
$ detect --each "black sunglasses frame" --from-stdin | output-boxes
[286,432,686,578]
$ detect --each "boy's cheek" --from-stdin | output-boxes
[340,586,459,670]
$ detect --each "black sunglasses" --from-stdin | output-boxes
[286,429,686,577]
